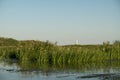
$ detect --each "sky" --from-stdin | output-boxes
[0,0,120,45]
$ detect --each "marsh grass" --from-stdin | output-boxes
[0,37,120,66]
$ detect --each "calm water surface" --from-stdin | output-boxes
[0,61,120,80]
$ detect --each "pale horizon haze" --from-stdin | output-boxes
[0,0,120,45]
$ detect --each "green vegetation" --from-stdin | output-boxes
[0,37,120,66]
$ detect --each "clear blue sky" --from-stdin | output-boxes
[0,0,120,45]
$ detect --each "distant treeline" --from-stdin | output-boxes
[0,37,120,66]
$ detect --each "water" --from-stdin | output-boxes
[0,61,120,80]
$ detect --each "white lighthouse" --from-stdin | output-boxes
[76,40,79,45]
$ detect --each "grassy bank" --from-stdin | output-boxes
[0,37,120,65]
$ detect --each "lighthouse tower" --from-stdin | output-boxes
[76,40,79,45]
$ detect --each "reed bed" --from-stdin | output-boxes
[0,37,120,66]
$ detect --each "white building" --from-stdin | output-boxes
[76,40,79,44]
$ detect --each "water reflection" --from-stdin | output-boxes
[18,61,120,73]
[0,61,120,80]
